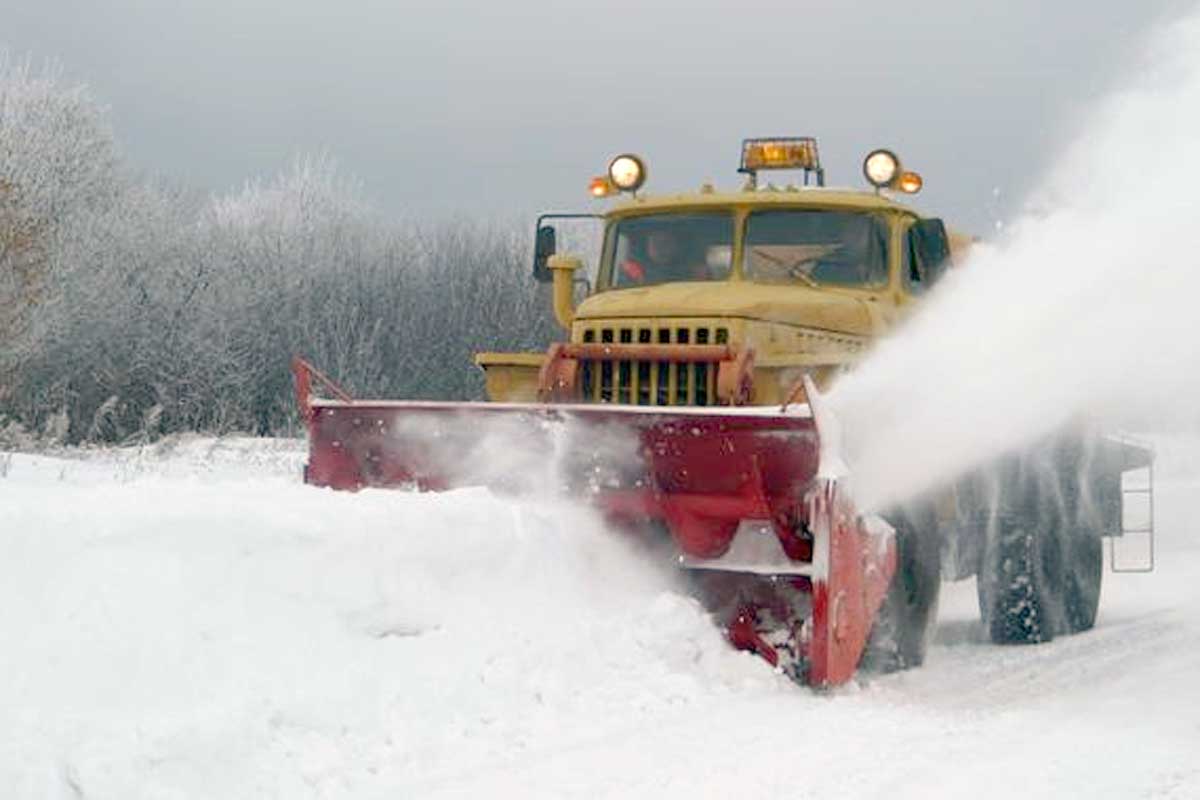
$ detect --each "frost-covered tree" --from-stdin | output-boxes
[0,54,117,376]
[196,156,556,434]
[0,54,556,445]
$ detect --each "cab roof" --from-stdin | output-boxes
[602,186,920,218]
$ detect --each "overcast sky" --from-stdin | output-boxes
[5,0,1191,233]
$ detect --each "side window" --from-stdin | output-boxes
[901,222,926,295]
[905,218,951,293]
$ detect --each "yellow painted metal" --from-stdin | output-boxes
[603,188,913,217]
[552,317,864,405]
[548,254,582,331]
[575,283,884,337]
[477,183,968,406]
[474,352,543,403]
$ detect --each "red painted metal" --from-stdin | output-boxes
[291,356,896,687]
[296,396,820,558]
[292,357,353,417]
[537,343,579,402]
[780,380,810,412]
[727,606,780,667]
[561,343,736,362]
[716,347,756,405]
[806,478,896,687]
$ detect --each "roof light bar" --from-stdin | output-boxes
[739,137,825,187]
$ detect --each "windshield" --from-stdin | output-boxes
[609,213,733,287]
[745,210,888,287]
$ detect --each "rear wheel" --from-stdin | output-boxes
[1061,465,1106,633]
[976,448,1108,644]
[1063,528,1102,633]
[977,510,1066,643]
[861,506,941,673]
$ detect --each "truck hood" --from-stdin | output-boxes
[574,282,878,336]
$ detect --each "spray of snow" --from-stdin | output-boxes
[830,11,1200,512]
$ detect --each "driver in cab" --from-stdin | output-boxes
[619,229,711,285]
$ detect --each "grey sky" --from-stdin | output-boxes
[5,0,1190,233]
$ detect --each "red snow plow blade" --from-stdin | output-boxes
[292,357,895,687]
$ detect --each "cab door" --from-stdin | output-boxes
[896,216,952,305]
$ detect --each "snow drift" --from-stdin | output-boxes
[0,438,778,798]
[2,436,1198,798]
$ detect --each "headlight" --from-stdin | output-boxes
[863,149,900,188]
[608,154,647,192]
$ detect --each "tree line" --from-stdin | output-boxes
[0,55,559,446]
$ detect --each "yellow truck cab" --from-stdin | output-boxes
[476,138,959,405]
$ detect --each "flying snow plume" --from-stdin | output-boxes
[830,10,1200,512]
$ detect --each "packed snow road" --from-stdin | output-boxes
[1,436,1196,799]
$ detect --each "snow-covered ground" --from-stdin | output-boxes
[2,435,1197,799]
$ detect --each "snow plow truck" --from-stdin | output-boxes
[293,138,1153,687]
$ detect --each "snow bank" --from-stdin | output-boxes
[0,437,776,798]
[2,436,1199,797]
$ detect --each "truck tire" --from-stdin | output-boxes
[861,506,941,672]
[977,517,1065,643]
[977,460,1068,644]
[1063,528,1102,633]
[1062,430,1135,634]
[977,441,1112,643]
[1060,461,1107,634]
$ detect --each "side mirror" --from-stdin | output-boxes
[533,225,557,283]
[910,218,951,286]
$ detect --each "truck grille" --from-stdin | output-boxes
[577,325,730,406]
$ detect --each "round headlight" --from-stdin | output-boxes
[608,154,646,192]
[863,149,900,188]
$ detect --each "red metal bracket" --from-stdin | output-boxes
[780,380,809,412]
[716,347,755,405]
[291,357,354,422]
[536,343,580,402]
[727,606,780,667]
